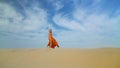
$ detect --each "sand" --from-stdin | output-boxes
[0,48,120,68]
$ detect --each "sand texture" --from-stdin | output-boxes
[0,48,120,68]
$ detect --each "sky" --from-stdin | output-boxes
[0,0,120,48]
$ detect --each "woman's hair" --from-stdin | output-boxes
[49,29,52,33]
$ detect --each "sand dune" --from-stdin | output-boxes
[0,48,120,68]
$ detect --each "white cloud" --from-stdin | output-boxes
[0,2,48,34]
[54,1,64,10]
[73,9,87,22]
[22,6,48,31]
[49,0,64,11]
[73,7,120,34]
[53,13,85,31]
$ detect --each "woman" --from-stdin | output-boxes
[47,29,59,48]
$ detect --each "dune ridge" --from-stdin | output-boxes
[0,48,120,68]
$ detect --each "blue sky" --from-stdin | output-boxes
[0,0,120,48]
